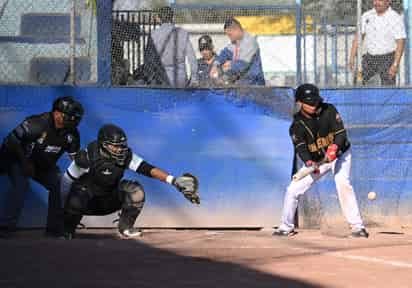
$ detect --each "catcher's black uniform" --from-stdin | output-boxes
[64,140,153,234]
[63,124,199,238]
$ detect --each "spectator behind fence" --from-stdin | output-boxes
[350,0,406,86]
[142,7,198,88]
[197,35,219,86]
[210,18,265,86]
[111,22,132,86]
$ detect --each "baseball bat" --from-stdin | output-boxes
[292,166,317,182]
[292,158,328,182]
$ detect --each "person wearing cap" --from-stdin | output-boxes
[143,6,198,88]
[273,83,368,238]
[0,96,83,238]
[197,35,218,85]
[210,17,265,86]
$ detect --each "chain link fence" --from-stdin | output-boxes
[0,0,97,85]
[113,1,409,88]
[301,0,408,87]
[111,5,300,87]
[0,0,409,88]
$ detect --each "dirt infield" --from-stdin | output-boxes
[1,228,412,288]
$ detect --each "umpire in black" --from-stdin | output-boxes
[0,96,83,238]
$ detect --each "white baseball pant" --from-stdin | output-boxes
[278,149,365,232]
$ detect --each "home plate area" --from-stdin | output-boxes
[1,228,412,288]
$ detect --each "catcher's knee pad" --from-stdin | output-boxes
[119,180,145,209]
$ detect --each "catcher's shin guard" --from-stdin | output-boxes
[118,180,145,235]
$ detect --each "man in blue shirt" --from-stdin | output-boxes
[210,18,265,86]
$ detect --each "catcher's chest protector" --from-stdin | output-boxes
[86,142,128,189]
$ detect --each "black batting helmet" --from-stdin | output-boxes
[295,83,323,106]
[52,96,84,129]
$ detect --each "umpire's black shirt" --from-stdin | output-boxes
[3,112,80,169]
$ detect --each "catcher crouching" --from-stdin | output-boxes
[61,124,199,239]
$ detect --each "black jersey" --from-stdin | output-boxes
[290,103,351,163]
[70,141,154,195]
[75,141,131,193]
[3,112,80,169]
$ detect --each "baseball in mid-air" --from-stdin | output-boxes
[368,191,377,201]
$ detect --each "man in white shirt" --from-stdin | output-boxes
[350,0,406,86]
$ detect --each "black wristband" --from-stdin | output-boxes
[136,161,156,177]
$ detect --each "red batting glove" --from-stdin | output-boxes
[305,160,320,174]
[326,144,338,162]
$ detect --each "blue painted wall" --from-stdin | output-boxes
[0,86,294,228]
[2,86,411,229]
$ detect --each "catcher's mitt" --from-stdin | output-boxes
[173,173,200,205]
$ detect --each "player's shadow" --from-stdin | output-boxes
[0,234,325,288]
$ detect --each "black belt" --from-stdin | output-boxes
[366,51,395,57]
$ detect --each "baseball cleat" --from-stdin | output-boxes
[351,228,369,238]
[272,229,297,237]
[119,228,143,238]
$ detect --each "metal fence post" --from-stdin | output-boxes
[69,0,76,85]
[356,0,362,86]
[323,17,327,85]
[97,0,112,86]
[404,0,410,85]
[296,0,302,86]
[303,12,307,83]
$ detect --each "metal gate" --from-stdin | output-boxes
[112,10,159,83]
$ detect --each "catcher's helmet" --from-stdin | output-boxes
[98,124,130,166]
